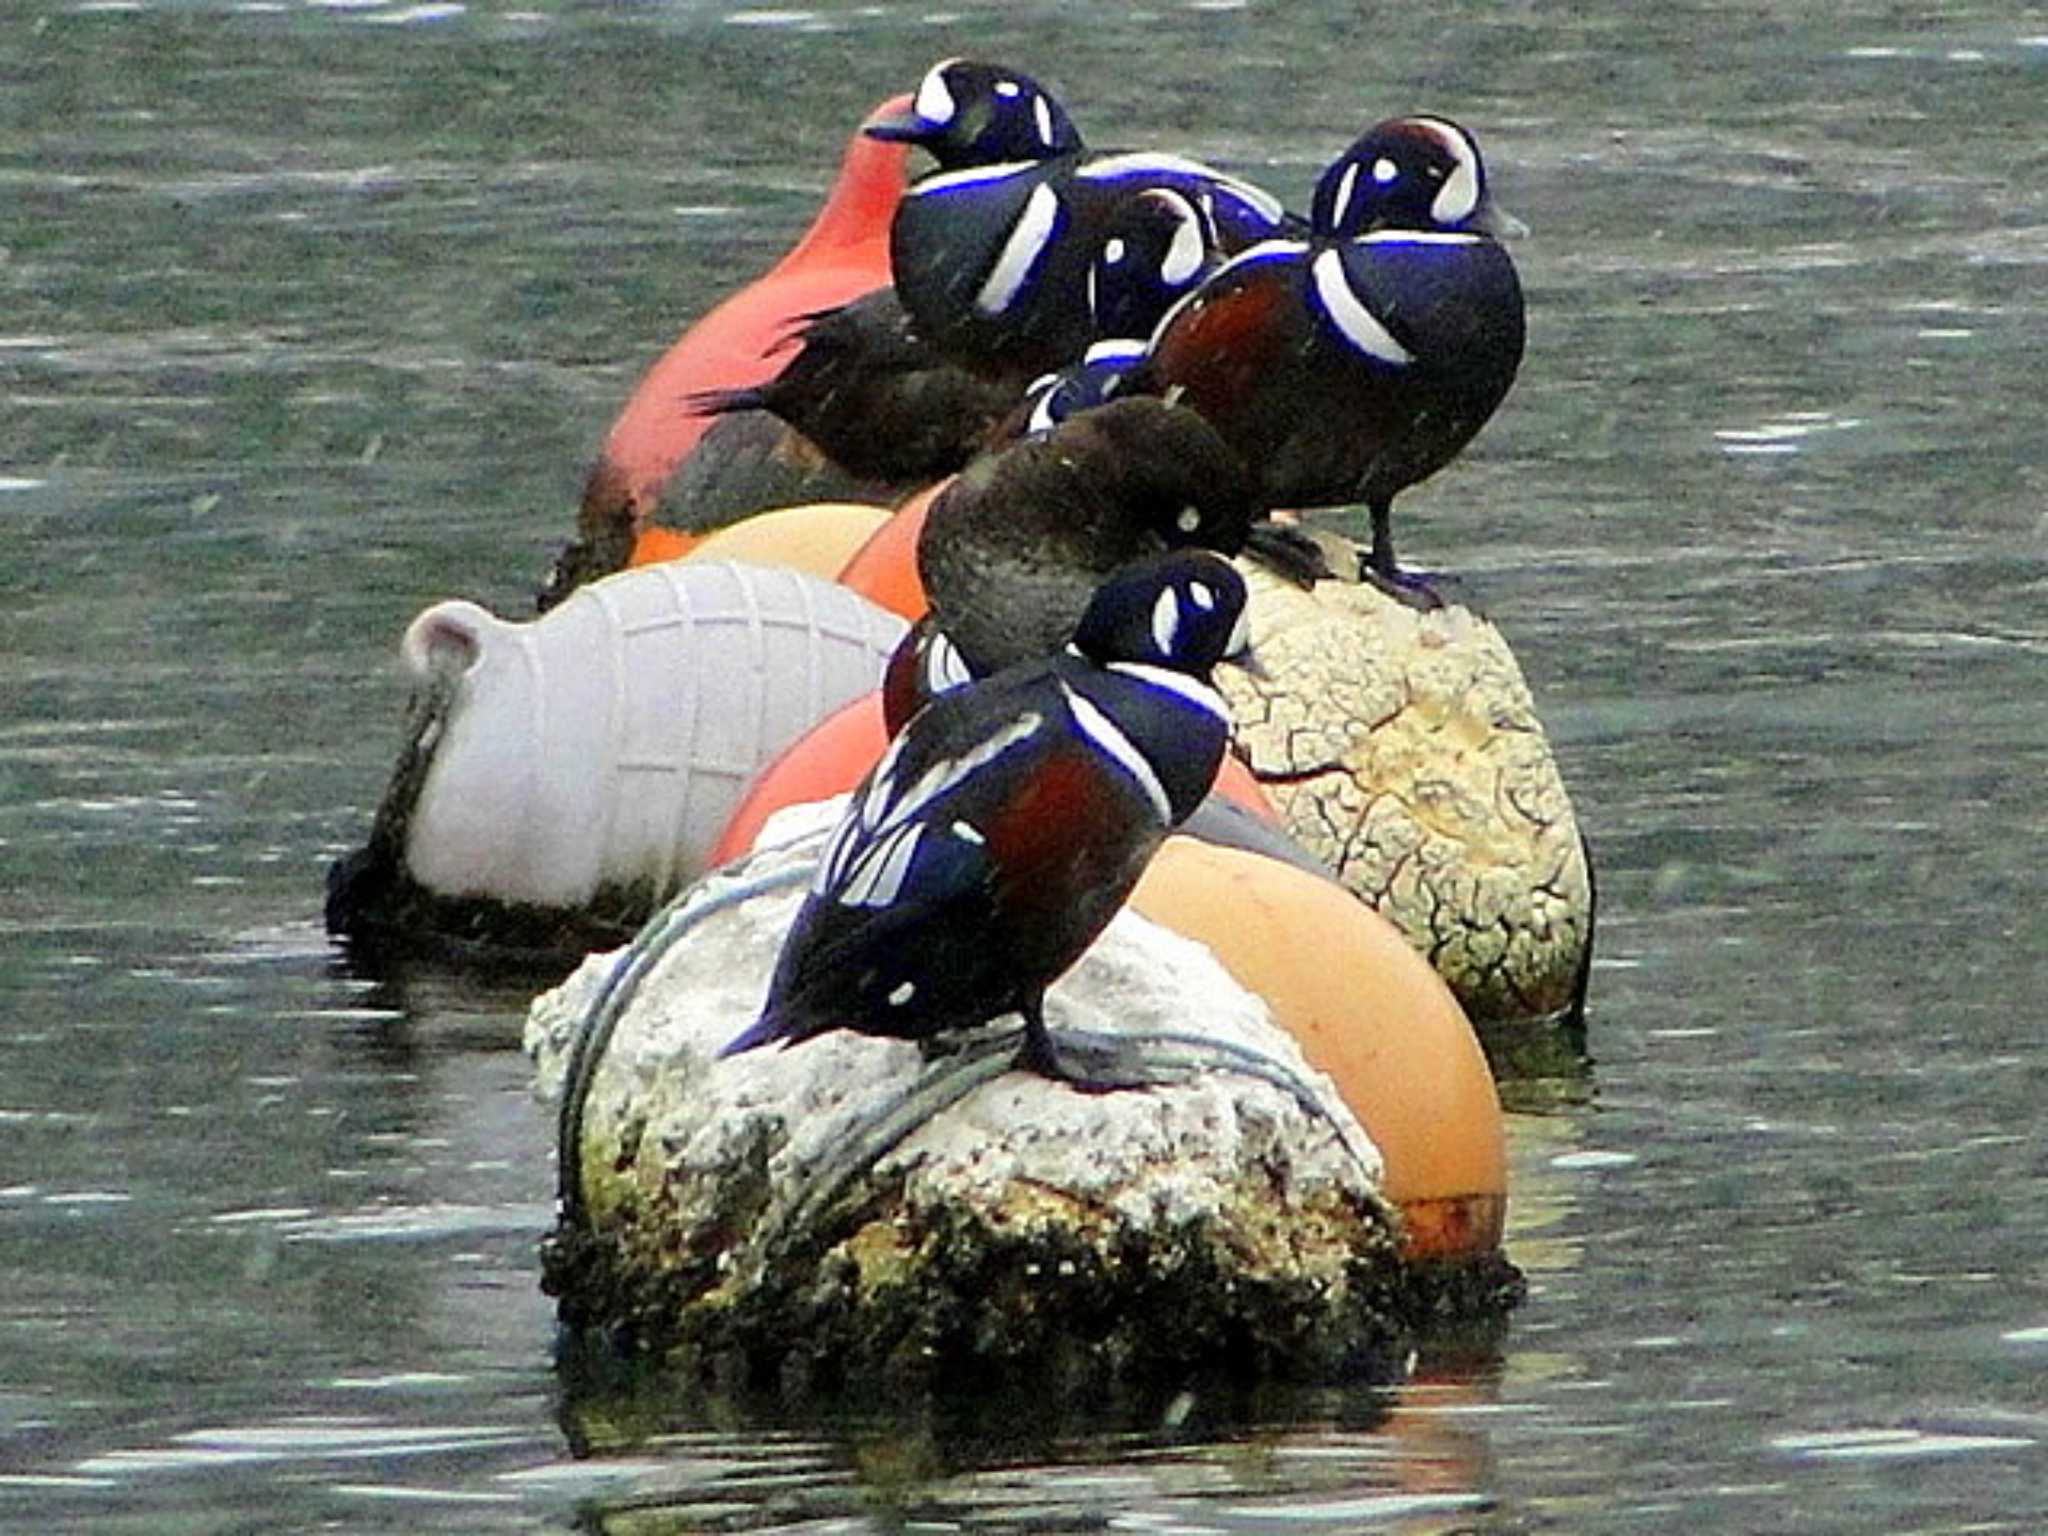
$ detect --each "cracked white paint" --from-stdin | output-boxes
[1216,554,1593,1024]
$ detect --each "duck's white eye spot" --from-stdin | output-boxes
[1189,580,1216,611]
[915,65,957,126]
[1176,505,1202,534]
[994,78,1022,98]
[1372,155,1399,184]
[1103,236,1127,265]
[888,980,916,1006]
[950,819,986,845]
[1151,586,1182,653]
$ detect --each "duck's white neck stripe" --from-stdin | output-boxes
[1059,682,1172,824]
[1357,229,1484,247]
[1103,660,1229,723]
[909,160,1041,197]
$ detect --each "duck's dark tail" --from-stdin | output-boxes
[716,1008,796,1058]
[686,384,770,418]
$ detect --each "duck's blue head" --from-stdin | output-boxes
[1072,549,1252,676]
[1017,338,1148,438]
[865,58,1085,170]
[1311,115,1525,240]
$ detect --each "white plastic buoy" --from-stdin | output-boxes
[396,560,906,914]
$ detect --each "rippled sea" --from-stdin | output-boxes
[4,1,2046,1531]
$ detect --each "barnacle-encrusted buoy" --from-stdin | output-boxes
[529,810,1520,1390]
[1219,556,1593,1029]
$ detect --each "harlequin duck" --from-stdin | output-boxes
[1132,115,1526,590]
[687,289,1017,485]
[1000,337,1147,441]
[720,549,1251,1085]
[692,182,1223,485]
[876,58,1297,379]
[915,395,1258,678]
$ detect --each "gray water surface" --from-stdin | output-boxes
[4,2,2046,1531]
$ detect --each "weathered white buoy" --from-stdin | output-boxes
[326,562,905,956]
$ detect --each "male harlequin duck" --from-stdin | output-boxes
[693,62,1293,487]
[1131,115,1526,592]
[694,181,1224,484]
[876,58,1297,379]
[915,396,1258,678]
[721,549,1251,1085]
[999,337,1147,441]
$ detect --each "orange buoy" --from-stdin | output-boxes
[674,503,895,581]
[627,526,703,567]
[835,480,943,621]
[709,690,889,867]
[1211,755,1280,825]
[1129,837,1507,1262]
[577,96,911,539]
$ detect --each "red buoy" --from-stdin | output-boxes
[576,96,912,543]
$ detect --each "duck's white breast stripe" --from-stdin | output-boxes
[1059,682,1172,824]
[1084,337,1147,365]
[1311,248,1414,365]
[976,182,1062,315]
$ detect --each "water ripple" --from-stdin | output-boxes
[1771,1427,2036,1461]
[74,1420,537,1477]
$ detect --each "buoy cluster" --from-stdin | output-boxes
[332,60,1598,1386]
